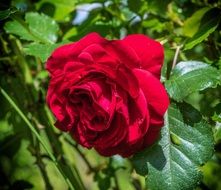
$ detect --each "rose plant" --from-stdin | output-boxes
[46,32,169,157]
[1,2,219,189]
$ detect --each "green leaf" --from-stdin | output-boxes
[214,122,221,142]
[132,103,214,190]
[184,8,221,50]
[37,0,76,21]
[63,27,77,40]
[142,18,165,33]
[4,20,37,41]
[165,61,221,101]
[4,12,59,44]
[25,12,59,44]
[183,7,210,37]
[23,43,62,62]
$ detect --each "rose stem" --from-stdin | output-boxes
[64,136,96,173]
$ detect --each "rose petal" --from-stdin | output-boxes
[46,32,105,74]
[123,34,164,78]
[142,127,161,147]
[103,40,141,68]
[78,52,94,64]
[48,93,65,122]
[133,69,169,120]
[64,64,140,98]
[95,131,145,157]
[127,90,149,144]
[133,69,169,147]
[114,86,129,123]
[71,121,96,148]
[115,64,140,98]
[94,113,127,149]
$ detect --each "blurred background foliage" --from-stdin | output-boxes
[0,0,221,189]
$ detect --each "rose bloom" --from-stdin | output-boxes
[46,33,169,157]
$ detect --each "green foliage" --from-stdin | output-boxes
[4,12,59,43]
[183,7,210,37]
[184,8,221,50]
[4,19,38,41]
[25,12,59,43]
[0,7,17,20]
[4,12,63,61]
[128,0,143,13]
[24,43,62,62]
[37,0,76,20]
[165,61,221,101]
[132,103,214,190]
[0,0,221,190]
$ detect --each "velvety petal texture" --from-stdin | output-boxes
[46,32,169,157]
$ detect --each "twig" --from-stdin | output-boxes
[64,137,96,173]
[172,45,182,70]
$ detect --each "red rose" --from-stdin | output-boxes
[46,33,169,157]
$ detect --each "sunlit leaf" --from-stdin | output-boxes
[4,20,37,41]
[184,8,221,50]
[4,12,59,44]
[25,12,59,44]
[24,43,62,62]
[132,103,214,190]
[183,7,210,37]
[165,61,221,101]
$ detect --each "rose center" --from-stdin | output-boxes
[91,115,105,125]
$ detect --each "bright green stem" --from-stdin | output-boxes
[0,87,75,190]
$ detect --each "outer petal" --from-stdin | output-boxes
[133,69,169,146]
[103,40,141,68]
[81,43,118,65]
[127,90,149,144]
[46,32,105,75]
[123,34,164,78]
[133,69,169,120]
[142,127,161,147]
